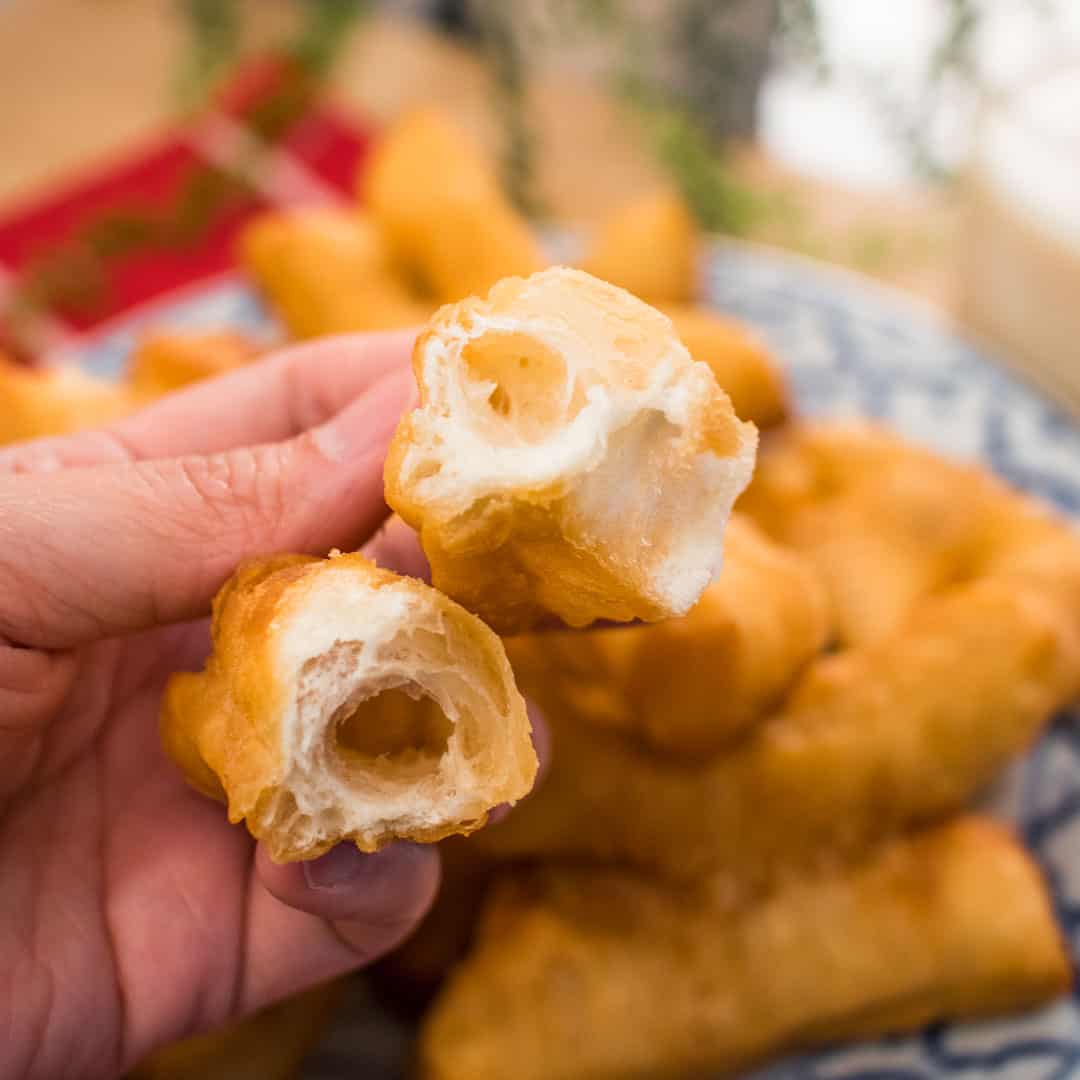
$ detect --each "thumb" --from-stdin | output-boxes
[0,368,413,650]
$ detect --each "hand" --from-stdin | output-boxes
[0,334,538,1078]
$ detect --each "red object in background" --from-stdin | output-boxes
[0,59,371,363]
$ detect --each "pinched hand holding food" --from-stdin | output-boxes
[162,552,537,862]
[385,267,759,633]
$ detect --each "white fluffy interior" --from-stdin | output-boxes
[570,402,758,612]
[400,311,692,506]
[398,272,757,608]
[261,576,493,852]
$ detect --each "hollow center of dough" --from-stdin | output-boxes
[461,331,576,444]
[334,685,453,765]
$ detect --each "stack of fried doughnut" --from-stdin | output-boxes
[8,105,1078,1080]
[412,412,1080,1079]
[0,332,259,447]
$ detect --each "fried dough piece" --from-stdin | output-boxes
[128,981,343,1080]
[739,422,1080,646]
[475,577,1080,884]
[580,189,698,305]
[240,207,430,338]
[385,267,758,633]
[422,819,1070,1080]
[128,331,260,398]
[663,304,789,429]
[0,355,135,445]
[162,552,537,862]
[505,515,828,755]
[362,108,545,303]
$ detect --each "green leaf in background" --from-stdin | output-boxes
[176,0,242,105]
[289,0,374,76]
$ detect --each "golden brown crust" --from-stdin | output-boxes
[128,331,259,397]
[239,206,431,338]
[362,107,545,304]
[0,354,135,445]
[739,421,1080,647]
[385,267,758,633]
[161,552,536,862]
[421,819,1070,1080]
[579,188,699,305]
[475,575,1080,884]
[505,515,828,755]
[663,303,790,429]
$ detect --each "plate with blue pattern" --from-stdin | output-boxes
[74,242,1080,1079]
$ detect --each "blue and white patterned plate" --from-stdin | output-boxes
[75,243,1080,1079]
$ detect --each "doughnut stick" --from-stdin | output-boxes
[580,188,698,305]
[421,819,1070,1080]
[738,422,1080,646]
[385,267,758,633]
[505,515,827,755]
[129,331,260,398]
[362,108,545,303]
[0,355,135,445]
[475,578,1080,884]
[663,304,790,429]
[161,552,537,862]
[239,207,430,338]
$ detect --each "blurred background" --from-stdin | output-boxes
[1,0,1078,408]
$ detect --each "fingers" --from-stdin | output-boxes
[0,330,416,474]
[244,843,440,1009]
[0,367,414,649]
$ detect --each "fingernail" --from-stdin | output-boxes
[313,368,416,463]
[302,841,427,892]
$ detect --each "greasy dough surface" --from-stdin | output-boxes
[580,188,699,305]
[240,207,430,338]
[128,331,259,397]
[740,421,1080,646]
[385,267,758,633]
[363,107,545,304]
[476,576,1080,884]
[663,303,790,430]
[422,820,1070,1080]
[505,515,828,755]
[162,552,537,862]
[0,354,135,445]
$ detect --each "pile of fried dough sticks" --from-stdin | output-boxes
[6,107,1078,1080]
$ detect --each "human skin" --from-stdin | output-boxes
[0,333,539,1079]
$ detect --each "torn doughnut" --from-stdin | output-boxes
[161,552,537,862]
[384,267,759,633]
